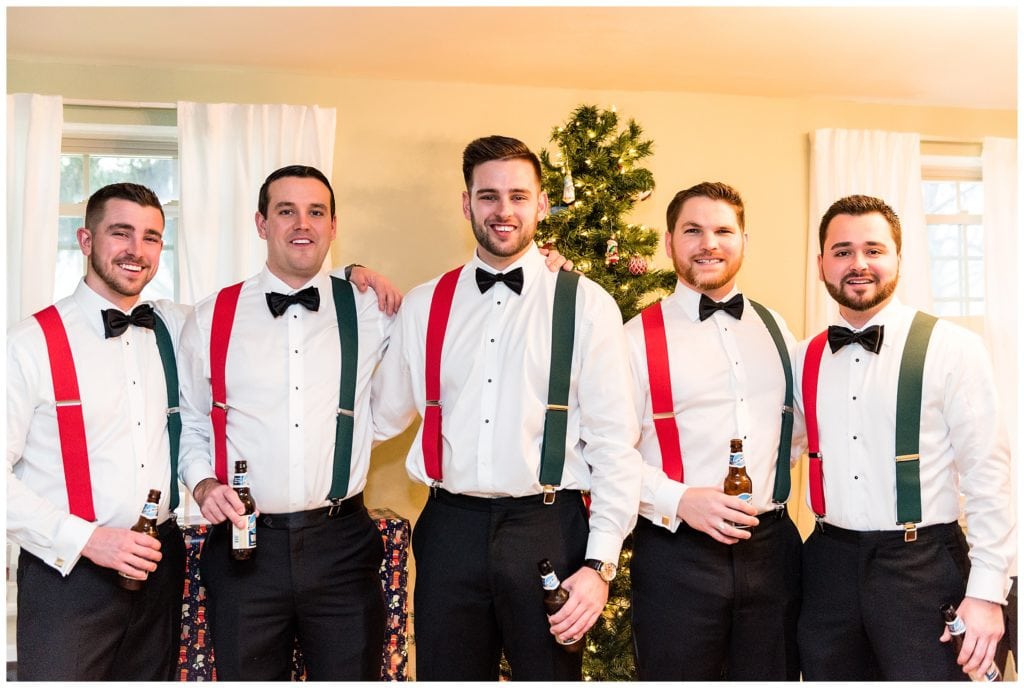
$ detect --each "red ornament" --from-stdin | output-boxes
[628,255,648,275]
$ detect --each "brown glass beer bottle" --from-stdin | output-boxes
[117,488,161,590]
[538,558,585,653]
[231,460,257,560]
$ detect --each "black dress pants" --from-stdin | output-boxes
[16,519,186,681]
[631,510,802,680]
[412,489,589,681]
[200,500,386,681]
[798,521,970,681]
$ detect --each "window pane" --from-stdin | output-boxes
[965,224,984,257]
[967,259,985,299]
[930,258,962,297]
[932,300,962,317]
[58,216,83,249]
[960,182,984,214]
[928,224,962,257]
[89,156,178,203]
[53,249,84,301]
[60,155,86,204]
[923,181,957,214]
[967,299,985,316]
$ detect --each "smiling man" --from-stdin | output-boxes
[371,135,642,680]
[623,182,803,680]
[177,165,400,680]
[8,183,188,679]
[795,194,1014,681]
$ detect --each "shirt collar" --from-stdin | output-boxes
[72,279,149,338]
[836,297,907,331]
[470,243,544,286]
[669,279,741,323]
[258,265,328,294]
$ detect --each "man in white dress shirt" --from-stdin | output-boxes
[177,165,399,680]
[624,181,803,680]
[8,183,188,679]
[371,135,643,680]
[795,194,1014,680]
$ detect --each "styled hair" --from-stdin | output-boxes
[462,135,542,190]
[85,182,164,230]
[258,165,336,217]
[818,194,902,254]
[665,181,745,232]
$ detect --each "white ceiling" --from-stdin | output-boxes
[6,5,1017,111]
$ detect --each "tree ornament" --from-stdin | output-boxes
[605,235,620,266]
[628,255,648,275]
[562,170,576,205]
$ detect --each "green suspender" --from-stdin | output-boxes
[894,311,938,539]
[538,271,582,503]
[329,277,359,502]
[748,300,794,505]
[151,315,181,511]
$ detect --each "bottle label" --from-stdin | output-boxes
[540,571,558,591]
[232,473,249,488]
[981,665,1000,681]
[232,514,257,549]
[141,502,158,519]
[729,451,746,468]
[947,617,967,635]
[737,492,752,504]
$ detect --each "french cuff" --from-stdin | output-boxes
[966,566,1013,605]
[182,461,219,494]
[52,516,98,576]
[652,480,688,531]
[585,530,624,565]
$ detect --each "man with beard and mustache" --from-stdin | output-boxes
[7,183,189,679]
[795,194,1013,681]
[371,135,642,681]
[623,181,804,680]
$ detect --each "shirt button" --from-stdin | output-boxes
[484,419,490,424]
[490,338,495,343]
[852,396,857,400]
[852,435,858,440]
[294,349,299,354]
[295,423,299,428]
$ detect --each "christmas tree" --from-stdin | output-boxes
[538,104,675,322]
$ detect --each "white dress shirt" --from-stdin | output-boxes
[371,245,642,563]
[624,282,805,531]
[177,267,392,514]
[794,298,1014,604]
[7,280,189,575]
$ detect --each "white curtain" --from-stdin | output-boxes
[176,102,337,304]
[6,93,63,326]
[982,137,1017,451]
[806,129,931,335]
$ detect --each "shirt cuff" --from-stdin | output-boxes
[182,460,219,494]
[49,516,97,576]
[651,480,688,532]
[966,566,1012,605]
[585,530,625,564]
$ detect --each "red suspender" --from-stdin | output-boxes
[640,302,684,482]
[33,306,97,521]
[210,282,244,484]
[802,331,829,517]
[422,267,463,483]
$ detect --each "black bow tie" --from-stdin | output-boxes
[475,267,524,295]
[266,286,320,317]
[698,293,744,321]
[827,324,884,354]
[102,304,156,338]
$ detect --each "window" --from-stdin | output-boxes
[921,145,984,319]
[57,122,179,302]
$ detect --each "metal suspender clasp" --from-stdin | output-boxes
[782,404,793,415]
[542,485,556,505]
[430,480,441,498]
[903,522,918,543]
[166,406,180,416]
[212,401,228,411]
[328,498,344,517]
[337,407,354,417]
[814,514,825,532]
[426,400,441,408]
[651,411,676,420]
[895,453,920,463]
[55,399,82,407]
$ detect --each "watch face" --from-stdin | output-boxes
[599,562,617,582]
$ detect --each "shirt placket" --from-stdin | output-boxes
[476,282,509,492]
[716,317,749,446]
[287,307,307,510]
[122,329,149,494]
[847,350,871,524]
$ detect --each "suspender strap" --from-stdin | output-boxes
[894,312,937,527]
[802,331,829,518]
[33,306,96,522]
[538,271,582,493]
[749,300,794,505]
[152,314,181,511]
[328,277,358,501]
[640,301,683,482]
[422,267,463,483]
[210,282,244,484]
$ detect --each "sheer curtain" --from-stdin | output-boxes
[176,102,337,304]
[805,128,930,336]
[981,137,1017,451]
[6,93,63,326]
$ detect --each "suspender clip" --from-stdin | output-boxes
[337,407,354,418]
[212,401,228,411]
[425,400,441,408]
[546,404,569,412]
[895,453,920,463]
[651,411,676,420]
[328,498,345,517]
[542,485,556,505]
[781,404,793,415]
[166,406,180,416]
[55,399,82,407]
[903,523,918,542]
[814,514,826,532]
[430,480,441,498]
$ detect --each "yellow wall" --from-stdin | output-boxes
[8,57,1015,531]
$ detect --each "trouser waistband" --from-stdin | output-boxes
[257,493,365,529]
[818,520,959,545]
[429,488,583,511]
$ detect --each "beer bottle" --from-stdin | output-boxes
[940,604,1002,681]
[537,559,584,653]
[117,488,161,591]
[231,460,257,560]
[723,438,753,528]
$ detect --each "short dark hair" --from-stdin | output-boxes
[85,183,164,230]
[818,194,902,254]
[258,165,336,217]
[665,181,745,232]
[462,135,542,190]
